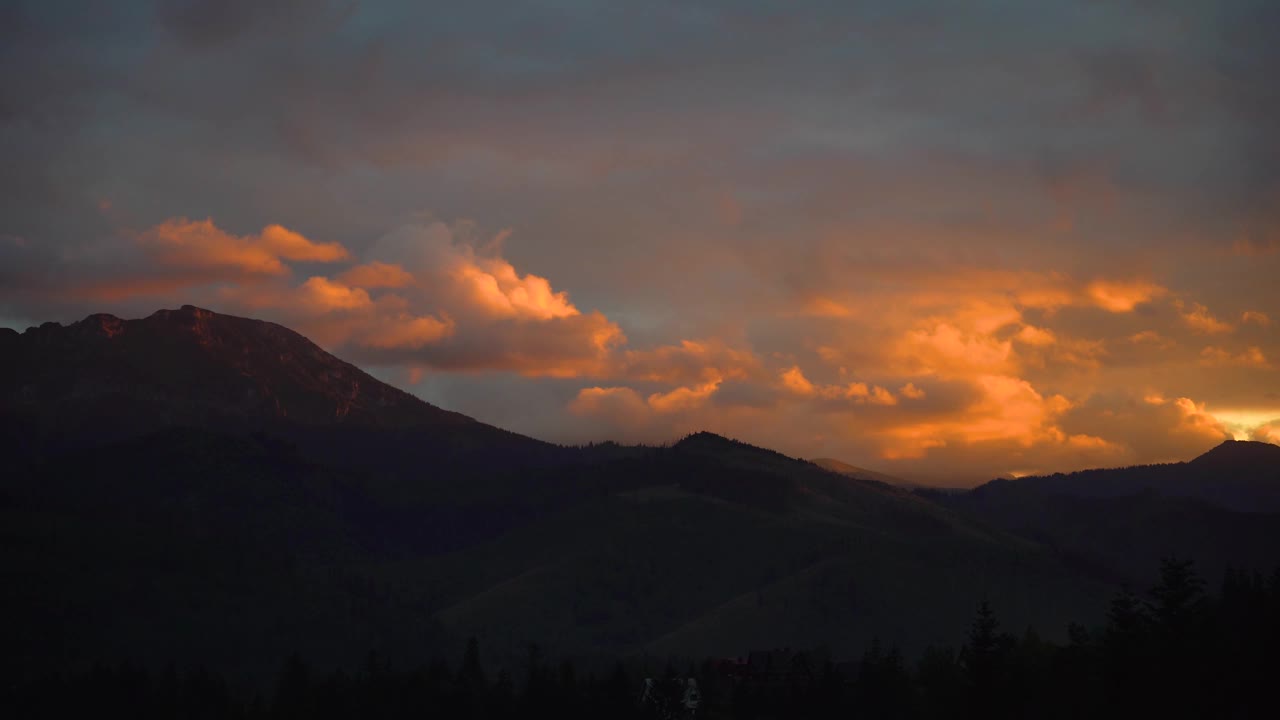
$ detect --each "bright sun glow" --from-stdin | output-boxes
[1209,409,1280,440]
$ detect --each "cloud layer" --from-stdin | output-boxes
[2,0,1278,482]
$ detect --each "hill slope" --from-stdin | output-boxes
[0,305,554,471]
[811,456,916,488]
[967,440,1280,513]
[925,441,1280,584]
[4,306,1267,677]
[2,426,1110,677]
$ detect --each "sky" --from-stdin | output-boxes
[2,0,1278,484]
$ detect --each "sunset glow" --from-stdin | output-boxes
[2,0,1277,484]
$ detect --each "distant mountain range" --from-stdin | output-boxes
[2,306,1277,678]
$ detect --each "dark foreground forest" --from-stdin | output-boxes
[6,559,1277,719]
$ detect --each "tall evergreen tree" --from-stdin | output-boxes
[962,600,1010,720]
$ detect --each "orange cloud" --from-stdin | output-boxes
[780,366,816,395]
[1199,345,1270,369]
[1128,394,1233,450]
[1129,330,1171,345]
[357,313,455,350]
[876,374,1075,459]
[617,339,760,385]
[568,386,650,425]
[258,224,349,262]
[777,366,900,405]
[297,276,373,311]
[1242,310,1271,327]
[140,218,348,276]
[1170,397,1233,443]
[896,323,1015,376]
[338,261,415,289]
[844,382,898,406]
[454,258,579,320]
[799,296,854,318]
[1252,421,1280,445]
[1015,325,1056,346]
[12,209,1272,481]
[1178,301,1233,334]
[1084,279,1166,312]
[899,382,926,399]
[568,375,723,421]
[647,376,722,413]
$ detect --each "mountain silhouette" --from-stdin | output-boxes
[2,305,472,426]
[0,305,552,472]
[964,440,1280,512]
[926,441,1280,584]
[2,306,1276,679]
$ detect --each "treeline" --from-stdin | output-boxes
[5,559,1279,719]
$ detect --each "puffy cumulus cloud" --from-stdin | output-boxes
[873,375,1081,459]
[703,258,1278,477]
[530,264,1218,479]
[777,366,898,405]
[363,224,579,323]
[140,218,348,276]
[252,222,631,376]
[453,258,578,321]
[780,366,816,395]
[894,323,1016,377]
[4,216,627,378]
[6,215,768,386]
[799,269,1170,385]
[296,276,373,311]
[1057,393,1232,464]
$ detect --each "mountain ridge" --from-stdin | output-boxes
[0,305,549,466]
[3,305,1277,677]
[967,439,1280,513]
[810,456,915,488]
